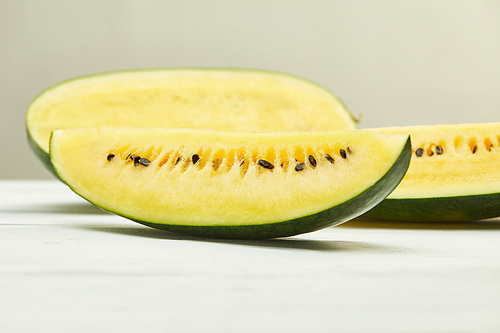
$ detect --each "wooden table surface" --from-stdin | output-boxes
[1,180,500,333]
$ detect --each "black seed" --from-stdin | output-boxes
[472,145,478,154]
[175,156,181,165]
[295,163,305,172]
[339,149,347,159]
[325,154,334,163]
[415,148,424,157]
[239,159,245,167]
[133,156,143,166]
[138,158,150,167]
[436,145,443,155]
[347,146,352,154]
[308,155,317,167]
[258,159,274,170]
[126,153,134,161]
[192,154,200,164]
[107,153,115,161]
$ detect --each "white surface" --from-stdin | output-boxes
[1,180,500,333]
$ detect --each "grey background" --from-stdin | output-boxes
[2,0,500,179]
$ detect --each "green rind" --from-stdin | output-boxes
[27,131,59,178]
[89,137,411,239]
[363,192,500,222]
[27,68,357,177]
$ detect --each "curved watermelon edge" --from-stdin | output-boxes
[49,126,410,239]
[131,136,412,239]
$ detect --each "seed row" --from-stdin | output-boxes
[414,135,499,158]
[106,145,352,173]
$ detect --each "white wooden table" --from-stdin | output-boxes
[1,180,500,333]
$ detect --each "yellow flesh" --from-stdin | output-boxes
[28,69,356,154]
[376,122,500,198]
[50,128,407,226]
